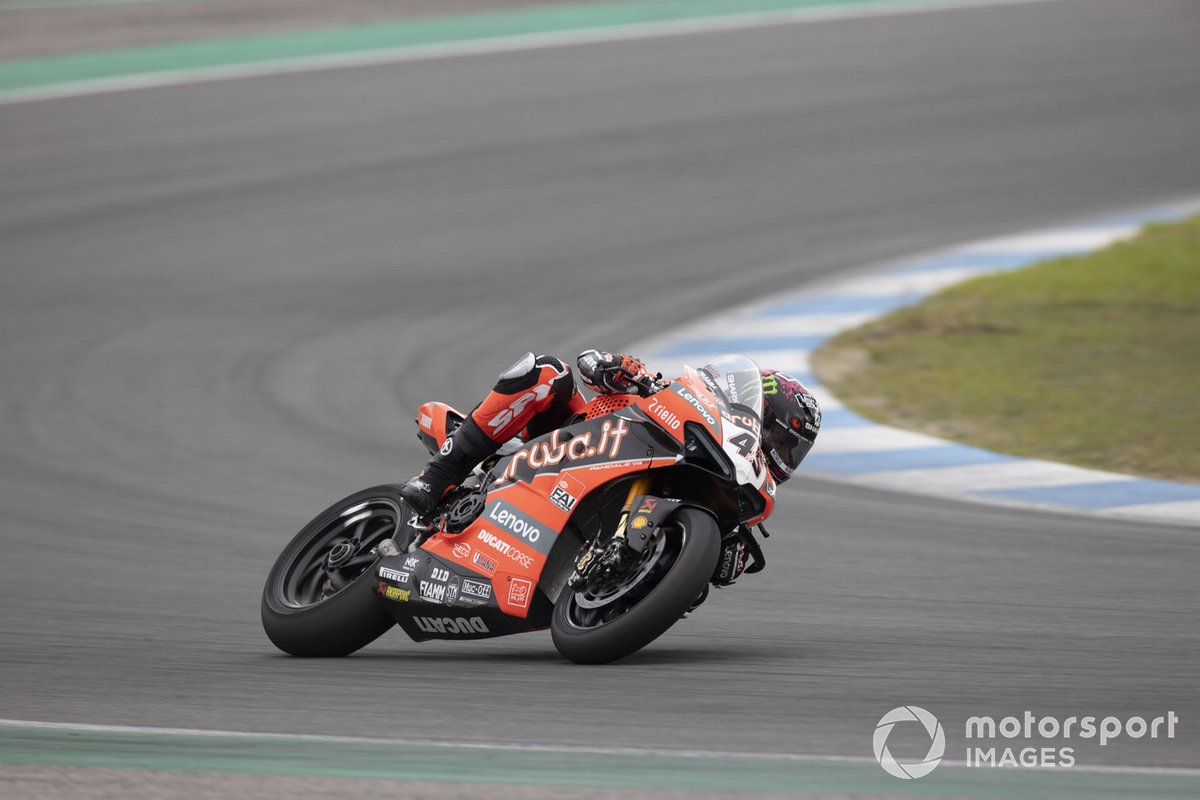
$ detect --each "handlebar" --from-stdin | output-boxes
[621,369,669,398]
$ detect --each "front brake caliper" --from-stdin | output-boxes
[568,544,599,589]
[569,536,640,590]
[568,495,688,589]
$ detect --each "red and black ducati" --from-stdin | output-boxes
[262,356,774,664]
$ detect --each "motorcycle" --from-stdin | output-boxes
[261,355,775,664]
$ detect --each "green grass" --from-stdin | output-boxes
[811,214,1200,483]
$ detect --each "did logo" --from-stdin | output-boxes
[873,706,945,780]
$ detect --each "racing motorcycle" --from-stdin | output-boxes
[261,355,774,664]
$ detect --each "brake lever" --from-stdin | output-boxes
[614,367,651,397]
[618,368,666,397]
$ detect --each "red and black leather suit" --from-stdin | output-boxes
[398,350,647,516]
[399,350,820,587]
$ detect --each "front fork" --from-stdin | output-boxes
[568,475,653,589]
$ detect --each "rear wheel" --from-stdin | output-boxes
[551,507,720,664]
[261,485,406,657]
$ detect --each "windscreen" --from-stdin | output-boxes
[696,355,764,485]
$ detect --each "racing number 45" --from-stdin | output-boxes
[729,432,756,458]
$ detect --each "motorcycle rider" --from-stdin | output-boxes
[399,350,821,524]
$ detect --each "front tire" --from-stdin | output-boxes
[261,485,405,657]
[551,507,720,664]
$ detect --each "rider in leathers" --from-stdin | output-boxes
[400,350,820,584]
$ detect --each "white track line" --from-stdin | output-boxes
[961,227,1139,254]
[3,718,1199,777]
[862,460,1138,493]
[0,0,1069,106]
[0,717,883,765]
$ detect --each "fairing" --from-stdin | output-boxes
[381,354,775,640]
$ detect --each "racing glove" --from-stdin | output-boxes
[577,350,648,395]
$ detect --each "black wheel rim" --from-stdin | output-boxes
[277,497,400,609]
[565,523,687,630]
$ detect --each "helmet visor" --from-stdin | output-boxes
[763,422,814,479]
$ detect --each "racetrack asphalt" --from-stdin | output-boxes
[1,0,1199,793]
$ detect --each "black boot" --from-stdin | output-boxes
[399,417,497,516]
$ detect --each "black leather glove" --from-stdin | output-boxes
[577,350,648,395]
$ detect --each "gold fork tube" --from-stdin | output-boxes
[613,475,654,540]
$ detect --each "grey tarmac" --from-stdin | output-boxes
[1,0,1198,796]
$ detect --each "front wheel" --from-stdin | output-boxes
[551,507,720,664]
[261,485,406,657]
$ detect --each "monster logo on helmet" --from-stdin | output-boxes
[759,369,821,484]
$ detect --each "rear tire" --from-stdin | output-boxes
[551,507,720,664]
[261,485,404,657]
